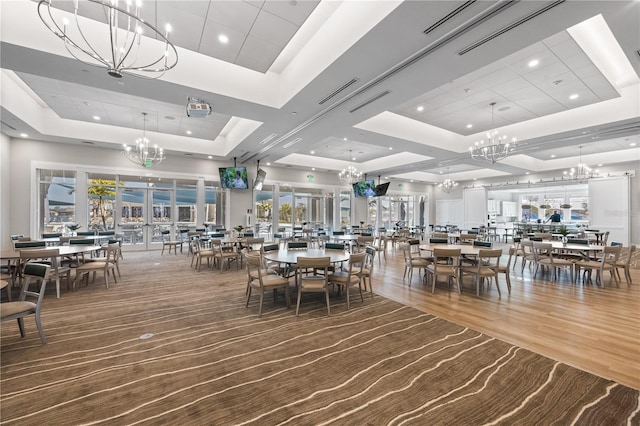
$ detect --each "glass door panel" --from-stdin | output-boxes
[120,188,145,248]
[150,189,173,248]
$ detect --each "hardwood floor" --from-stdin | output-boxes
[368,243,640,390]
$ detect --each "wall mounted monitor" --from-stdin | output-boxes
[374,182,390,197]
[219,166,249,189]
[352,179,376,197]
[253,168,266,191]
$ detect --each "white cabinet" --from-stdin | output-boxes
[502,201,517,217]
[487,199,501,215]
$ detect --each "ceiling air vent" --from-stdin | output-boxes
[318,78,359,105]
[283,138,302,149]
[458,0,565,55]
[259,133,278,145]
[349,91,391,113]
[423,1,476,35]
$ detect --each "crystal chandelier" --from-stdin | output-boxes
[37,0,178,79]
[564,146,598,180]
[469,102,517,164]
[438,167,458,193]
[123,112,165,168]
[338,150,363,184]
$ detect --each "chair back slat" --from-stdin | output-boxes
[14,241,47,249]
[429,238,448,244]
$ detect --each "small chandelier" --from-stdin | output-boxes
[123,112,165,168]
[563,146,598,180]
[469,102,517,164]
[338,150,363,184]
[37,0,178,79]
[438,167,458,193]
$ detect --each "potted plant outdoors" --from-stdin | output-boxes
[66,223,82,236]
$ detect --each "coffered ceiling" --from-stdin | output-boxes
[1,0,639,185]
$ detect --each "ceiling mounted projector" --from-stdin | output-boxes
[186,97,212,117]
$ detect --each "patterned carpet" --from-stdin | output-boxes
[1,251,639,425]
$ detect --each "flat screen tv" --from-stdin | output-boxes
[219,166,249,189]
[352,179,376,197]
[374,182,390,197]
[253,168,266,191]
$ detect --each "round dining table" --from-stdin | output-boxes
[263,248,350,265]
[0,245,103,261]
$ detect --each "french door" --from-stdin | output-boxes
[118,186,174,251]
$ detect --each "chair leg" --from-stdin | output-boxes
[325,290,331,316]
[245,287,252,308]
[346,286,350,310]
[258,290,264,317]
[17,317,25,338]
[35,311,47,344]
[295,290,302,316]
[55,277,61,299]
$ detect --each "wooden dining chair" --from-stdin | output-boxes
[73,245,119,290]
[245,254,290,318]
[460,249,503,296]
[0,263,51,344]
[19,248,71,299]
[329,251,366,310]
[295,257,331,316]
[425,248,461,294]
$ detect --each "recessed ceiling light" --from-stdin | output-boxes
[466,124,473,129]
[312,167,316,171]
[218,34,229,44]
[267,162,271,166]
[597,163,603,167]
[310,150,315,154]
[186,130,192,135]
[528,59,539,67]
[473,178,477,181]
[416,106,424,112]
[343,137,347,141]
[525,172,530,175]
[631,142,637,147]
[439,171,443,174]
[352,156,356,161]
[550,154,556,158]
[207,155,212,159]
[569,94,579,100]
[20,133,28,138]
[165,115,175,120]
[93,116,100,120]
[410,180,414,182]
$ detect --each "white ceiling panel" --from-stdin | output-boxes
[2,0,637,181]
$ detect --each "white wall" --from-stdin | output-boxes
[1,133,11,250]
